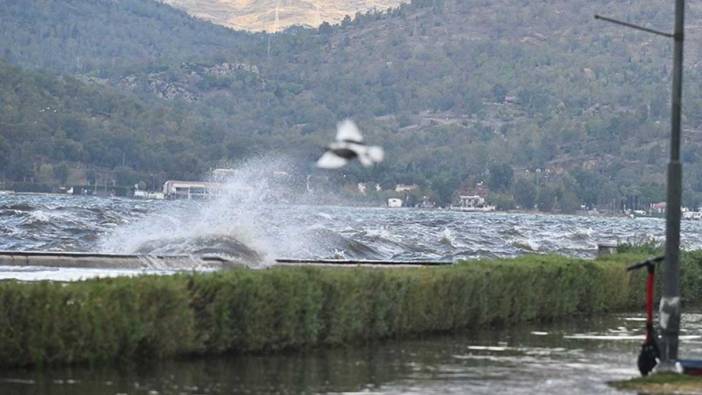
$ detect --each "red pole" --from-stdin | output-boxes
[646,268,655,341]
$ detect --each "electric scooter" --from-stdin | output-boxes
[627,256,702,376]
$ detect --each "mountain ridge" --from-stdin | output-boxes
[161,0,409,32]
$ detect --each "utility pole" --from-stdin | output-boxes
[596,0,685,368]
[661,0,685,367]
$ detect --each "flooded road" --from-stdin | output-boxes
[3,312,702,394]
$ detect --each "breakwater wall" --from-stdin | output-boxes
[2,252,701,368]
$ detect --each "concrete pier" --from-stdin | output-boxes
[0,251,452,271]
[0,250,227,270]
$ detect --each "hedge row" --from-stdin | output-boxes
[1,252,696,368]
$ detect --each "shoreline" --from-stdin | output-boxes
[0,192,664,218]
[610,373,702,394]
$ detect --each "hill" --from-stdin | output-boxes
[0,60,261,186]
[0,0,264,74]
[161,0,408,32]
[2,0,702,209]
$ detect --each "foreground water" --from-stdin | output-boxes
[2,312,702,394]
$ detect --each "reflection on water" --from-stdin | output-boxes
[3,313,702,394]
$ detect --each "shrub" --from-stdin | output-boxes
[0,252,688,368]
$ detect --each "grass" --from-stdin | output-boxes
[610,373,702,394]
[0,252,690,368]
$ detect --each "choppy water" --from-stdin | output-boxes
[2,312,702,394]
[1,156,700,279]
[0,192,697,263]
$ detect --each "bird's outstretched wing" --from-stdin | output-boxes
[336,119,363,143]
[316,151,349,169]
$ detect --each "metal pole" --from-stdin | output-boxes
[594,15,673,38]
[660,0,685,368]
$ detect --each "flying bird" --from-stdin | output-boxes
[316,120,384,169]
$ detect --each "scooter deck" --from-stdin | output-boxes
[679,360,702,376]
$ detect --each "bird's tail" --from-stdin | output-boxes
[359,146,384,167]
[368,146,384,163]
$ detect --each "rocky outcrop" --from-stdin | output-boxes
[116,62,262,102]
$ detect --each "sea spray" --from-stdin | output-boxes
[98,156,374,265]
[100,157,300,264]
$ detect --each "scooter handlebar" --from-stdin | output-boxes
[626,256,664,272]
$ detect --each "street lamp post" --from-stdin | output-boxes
[596,0,685,368]
[661,0,685,367]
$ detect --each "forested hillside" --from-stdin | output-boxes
[162,0,408,32]
[2,0,702,210]
[0,0,264,74]
[0,61,243,184]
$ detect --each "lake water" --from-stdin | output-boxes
[2,312,702,394]
[1,192,697,267]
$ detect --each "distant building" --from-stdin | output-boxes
[650,202,666,214]
[163,180,218,200]
[387,198,403,208]
[211,168,235,181]
[459,181,490,199]
[683,210,702,220]
[418,196,436,209]
[395,184,418,193]
[451,195,496,212]
[134,190,165,200]
[165,168,239,199]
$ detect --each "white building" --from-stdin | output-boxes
[134,190,165,200]
[395,184,418,193]
[211,168,235,181]
[387,198,403,208]
[163,181,218,200]
[451,195,496,212]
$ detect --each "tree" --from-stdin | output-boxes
[558,190,581,213]
[431,172,459,206]
[513,178,536,209]
[488,163,513,192]
[341,15,352,27]
[87,169,96,186]
[573,169,601,208]
[54,163,70,185]
[0,136,8,170]
[492,83,508,103]
[488,192,515,210]
[318,22,333,35]
[114,166,138,187]
[537,185,557,212]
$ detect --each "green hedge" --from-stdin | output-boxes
[0,252,690,368]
